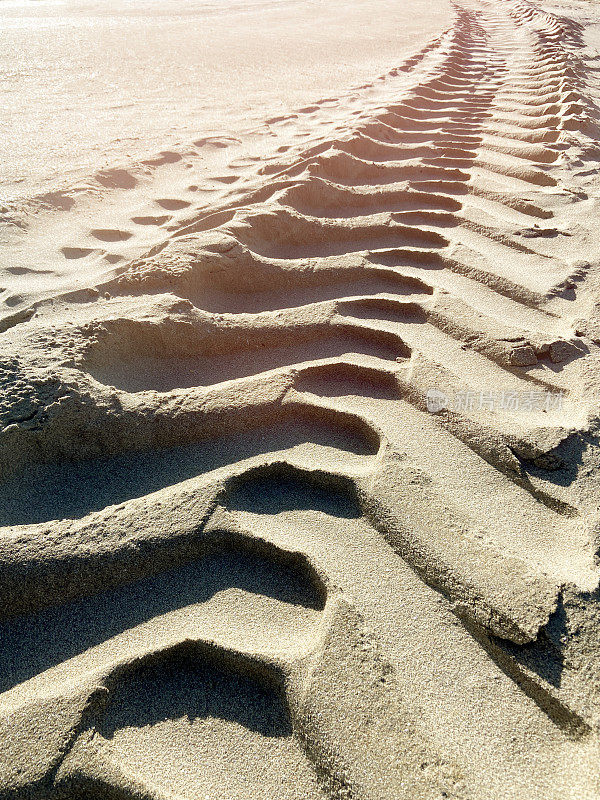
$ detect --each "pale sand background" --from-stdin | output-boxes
[0,0,452,204]
[0,0,453,318]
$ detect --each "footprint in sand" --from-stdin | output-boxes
[103,253,125,264]
[210,175,240,184]
[155,198,192,211]
[61,246,99,259]
[142,151,182,167]
[193,136,242,150]
[6,265,54,275]
[90,229,133,243]
[130,215,172,226]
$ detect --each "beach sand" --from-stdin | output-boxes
[3,0,600,798]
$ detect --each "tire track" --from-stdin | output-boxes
[2,1,600,798]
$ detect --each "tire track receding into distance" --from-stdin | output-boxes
[2,2,600,799]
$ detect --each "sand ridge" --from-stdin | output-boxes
[3,0,600,797]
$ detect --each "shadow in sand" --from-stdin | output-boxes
[100,649,292,739]
[0,415,375,526]
[0,543,325,694]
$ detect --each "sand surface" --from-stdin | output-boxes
[3,0,600,797]
[0,0,452,314]
[0,0,448,198]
